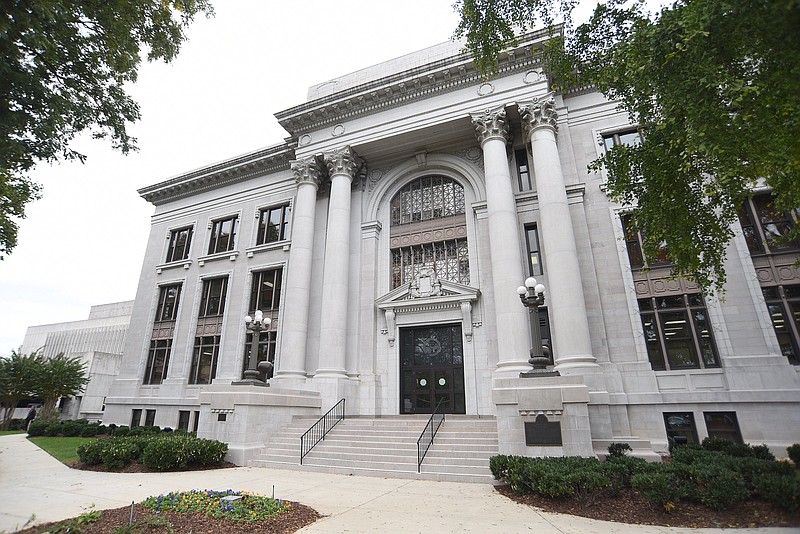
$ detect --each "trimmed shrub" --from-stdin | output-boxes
[113,425,130,437]
[61,420,84,437]
[750,444,775,461]
[754,473,800,512]
[686,463,748,511]
[100,441,138,469]
[80,424,99,437]
[786,444,800,468]
[140,436,228,470]
[77,440,105,465]
[26,420,49,437]
[9,418,25,430]
[607,442,632,458]
[631,468,691,511]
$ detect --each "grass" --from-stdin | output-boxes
[0,430,26,436]
[29,436,96,463]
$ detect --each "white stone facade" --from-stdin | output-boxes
[103,30,800,459]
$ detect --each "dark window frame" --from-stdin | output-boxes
[703,411,743,443]
[189,335,221,385]
[198,277,228,318]
[207,215,239,255]
[390,238,469,289]
[663,412,699,445]
[638,294,720,371]
[144,409,156,427]
[155,284,182,322]
[737,194,800,255]
[131,409,142,428]
[762,285,800,365]
[143,339,172,385]
[249,269,283,313]
[390,176,466,227]
[178,410,191,432]
[524,224,543,276]
[166,226,193,263]
[603,129,643,151]
[256,204,290,245]
[621,215,670,270]
[515,149,533,192]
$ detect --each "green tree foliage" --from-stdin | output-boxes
[455,0,800,293]
[34,353,89,419]
[0,349,43,429]
[0,0,214,259]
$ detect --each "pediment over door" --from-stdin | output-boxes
[376,270,481,346]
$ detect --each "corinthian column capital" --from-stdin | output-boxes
[324,146,363,180]
[470,106,510,145]
[519,93,559,138]
[291,157,323,188]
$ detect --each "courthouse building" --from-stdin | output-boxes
[103,29,800,465]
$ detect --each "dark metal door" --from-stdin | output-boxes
[400,324,466,414]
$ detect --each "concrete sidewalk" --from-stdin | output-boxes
[0,434,794,534]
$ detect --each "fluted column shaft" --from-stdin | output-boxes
[471,107,532,373]
[316,146,362,378]
[520,95,596,371]
[275,158,322,381]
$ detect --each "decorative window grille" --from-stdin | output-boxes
[390,176,465,226]
[391,239,469,289]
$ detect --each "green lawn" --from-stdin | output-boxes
[28,436,96,463]
[0,430,26,436]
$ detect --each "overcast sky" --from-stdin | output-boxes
[0,1,468,353]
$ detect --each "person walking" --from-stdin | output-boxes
[24,406,36,430]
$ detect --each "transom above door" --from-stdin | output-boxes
[400,324,466,414]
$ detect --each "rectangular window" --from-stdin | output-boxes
[604,129,642,151]
[664,412,698,445]
[638,294,720,371]
[620,215,669,269]
[524,224,543,276]
[143,339,172,385]
[166,226,193,262]
[515,149,532,191]
[703,412,742,443]
[737,194,799,255]
[192,411,200,433]
[155,284,182,322]
[762,285,800,365]
[250,269,283,312]
[198,277,228,318]
[189,335,220,384]
[144,409,156,427]
[178,410,190,432]
[131,409,142,428]
[207,215,238,254]
[256,204,290,245]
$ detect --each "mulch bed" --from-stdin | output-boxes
[15,502,321,534]
[496,485,800,529]
[68,460,239,473]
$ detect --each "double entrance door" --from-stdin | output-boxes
[400,323,466,414]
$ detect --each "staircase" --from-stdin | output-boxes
[249,415,499,483]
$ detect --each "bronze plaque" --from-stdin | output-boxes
[524,414,562,446]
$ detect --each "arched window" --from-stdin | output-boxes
[389,176,469,289]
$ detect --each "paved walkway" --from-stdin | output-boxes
[0,434,795,534]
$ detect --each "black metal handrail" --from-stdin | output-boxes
[416,398,445,472]
[300,398,345,464]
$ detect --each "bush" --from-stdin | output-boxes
[77,440,105,465]
[80,424,99,437]
[26,420,49,437]
[140,436,228,471]
[631,468,691,511]
[100,441,138,469]
[607,442,632,458]
[45,421,62,436]
[61,420,84,437]
[754,473,800,512]
[750,444,775,461]
[787,444,800,468]
[9,418,25,430]
[686,463,749,511]
[113,425,130,437]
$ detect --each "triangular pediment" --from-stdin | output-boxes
[376,279,480,311]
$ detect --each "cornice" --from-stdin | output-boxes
[275,27,558,138]
[139,144,295,205]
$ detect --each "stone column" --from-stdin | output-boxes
[520,94,597,371]
[274,157,322,382]
[316,146,363,378]
[471,106,532,373]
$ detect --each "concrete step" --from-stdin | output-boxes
[249,415,499,483]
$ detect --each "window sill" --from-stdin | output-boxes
[245,240,290,257]
[156,259,192,274]
[198,250,239,267]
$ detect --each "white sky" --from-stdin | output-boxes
[1,0,621,353]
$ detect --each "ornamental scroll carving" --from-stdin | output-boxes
[470,106,510,145]
[519,93,559,138]
[291,157,323,188]
[324,145,363,180]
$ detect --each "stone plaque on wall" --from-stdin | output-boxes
[524,414,562,446]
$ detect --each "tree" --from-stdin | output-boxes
[455,0,800,293]
[0,349,43,430]
[0,0,214,259]
[34,353,89,420]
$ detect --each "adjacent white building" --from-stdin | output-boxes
[102,30,800,463]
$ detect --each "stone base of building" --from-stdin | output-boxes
[197,384,322,465]
[493,375,595,457]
